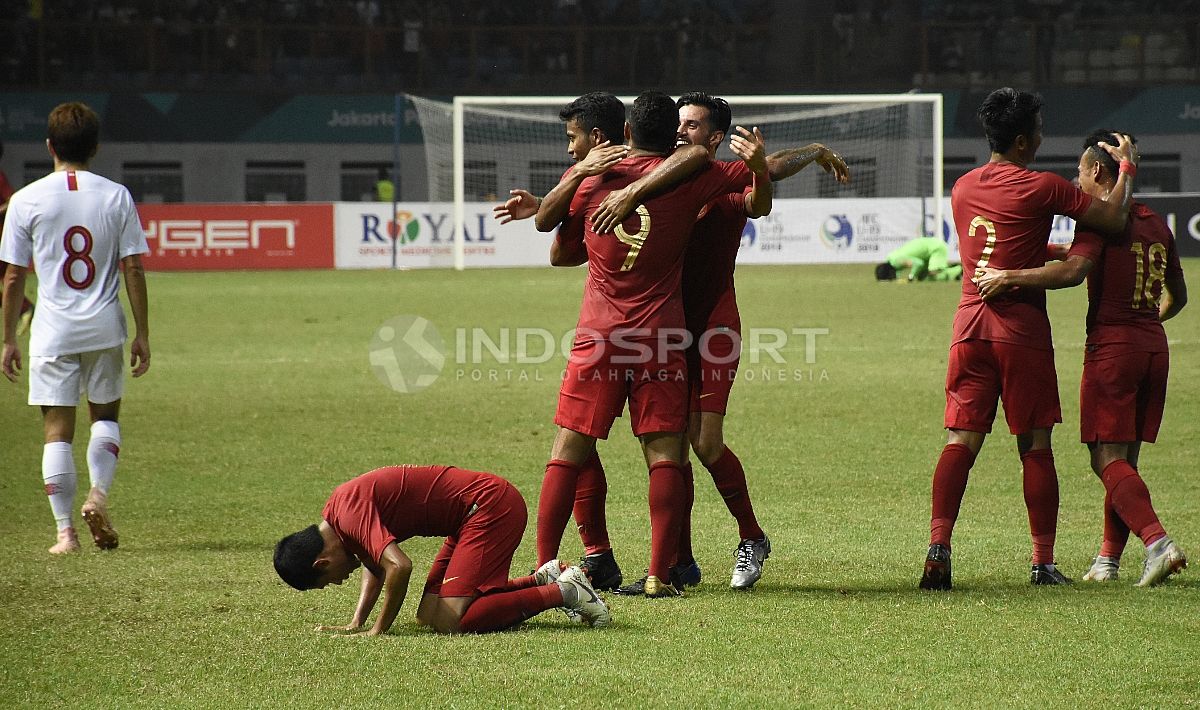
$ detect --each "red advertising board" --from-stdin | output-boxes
[138,203,335,270]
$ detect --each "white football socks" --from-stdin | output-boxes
[42,442,77,531]
[87,420,121,494]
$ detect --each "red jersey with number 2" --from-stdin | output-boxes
[559,156,752,340]
[950,162,1092,349]
[1068,202,1182,356]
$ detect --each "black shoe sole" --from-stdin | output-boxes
[919,560,952,591]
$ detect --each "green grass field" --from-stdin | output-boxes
[2,264,1197,708]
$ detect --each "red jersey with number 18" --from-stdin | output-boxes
[1068,202,1182,356]
[950,162,1092,349]
[558,156,752,340]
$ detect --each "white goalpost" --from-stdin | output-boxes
[449,93,943,271]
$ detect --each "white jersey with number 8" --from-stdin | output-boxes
[0,169,148,357]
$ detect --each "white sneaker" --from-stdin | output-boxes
[1082,555,1120,582]
[558,566,611,628]
[731,535,771,589]
[534,558,564,585]
[1136,538,1187,587]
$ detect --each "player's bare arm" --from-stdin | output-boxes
[550,234,588,267]
[1160,272,1188,322]
[1,262,27,382]
[314,562,382,633]
[534,141,629,232]
[730,126,773,217]
[356,543,412,636]
[122,254,150,377]
[974,255,1094,301]
[493,189,541,225]
[767,143,850,184]
[1076,133,1139,234]
[590,144,710,234]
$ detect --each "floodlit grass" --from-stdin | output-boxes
[1,263,1197,707]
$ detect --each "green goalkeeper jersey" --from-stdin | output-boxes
[887,237,956,281]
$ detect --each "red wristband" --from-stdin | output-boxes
[1119,160,1136,177]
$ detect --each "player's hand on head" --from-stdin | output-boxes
[576,141,629,177]
[1101,132,1139,166]
[1,343,21,382]
[591,186,638,234]
[493,189,539,224]
[817,145,851,184]
[130,337,150,377]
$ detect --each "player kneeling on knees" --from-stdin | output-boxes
[274,465,609,635]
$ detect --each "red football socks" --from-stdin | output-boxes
[1021,449,1059,565]
[537,459,581,564]
[707,446,764,541]
[929,443,976,549]
[1101,459,1166,546]
[676,462,695,564]
[1099,488,1131,560]
[647,460,686,579]
[574,452,612,556]
[457,584,562,633]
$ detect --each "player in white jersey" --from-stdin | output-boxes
[1,102,151,554]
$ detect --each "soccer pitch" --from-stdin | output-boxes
[1,263,1197,707]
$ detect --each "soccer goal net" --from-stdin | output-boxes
[443,93,943,270]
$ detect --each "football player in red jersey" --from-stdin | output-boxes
[274,465,611,635]
[919,88,1139,590]
[537,91,772,597]
[974,129,1188,587]
[608,92,849,594]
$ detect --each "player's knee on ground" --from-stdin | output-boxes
[424,596,471,634]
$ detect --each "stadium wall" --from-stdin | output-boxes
[134,195,1200,271]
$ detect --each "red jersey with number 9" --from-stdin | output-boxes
[559,156,751,341]
[950,162,1092,349]
[1068,202,1182,355]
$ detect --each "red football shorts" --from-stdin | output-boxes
[687,304,741,415]
[423,478,527,598]
[555,337,688,438]
[1080,348,1169,444]
[944,339,1061,435]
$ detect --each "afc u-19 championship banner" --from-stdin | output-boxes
[138,203,335,270]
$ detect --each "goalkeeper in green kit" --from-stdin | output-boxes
[875,236,963,282]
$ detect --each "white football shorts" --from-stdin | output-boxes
[28,346,125,406]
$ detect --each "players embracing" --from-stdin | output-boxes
[920,88,1139,589]
[975,128,1188,587]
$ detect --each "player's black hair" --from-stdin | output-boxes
[274,524,324,591]
[559,92,626,145]
[875,262,898,281]
[47,102,100,165]
[629,91,679,153]
[977,88,1043,155]
[676,92,732,134]
[1082,128,1135,183]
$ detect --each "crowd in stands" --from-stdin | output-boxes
[1,0,1195,92]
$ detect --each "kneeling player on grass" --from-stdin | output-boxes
[975,129,1187,587]
[875,236,963,282]
[274,465,610,635]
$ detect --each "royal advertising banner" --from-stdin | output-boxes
[334,202,551,269]
[139,203,335,270]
